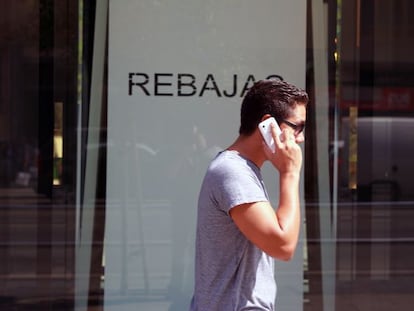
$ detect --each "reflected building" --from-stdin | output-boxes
[0,1,413,310]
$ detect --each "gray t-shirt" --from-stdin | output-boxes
[190,150,276,311]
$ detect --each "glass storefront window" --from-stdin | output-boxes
[0,0,80,310]
[305,1,414,310]
[0,1,413,310]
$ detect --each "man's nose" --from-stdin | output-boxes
[295,132,305,143]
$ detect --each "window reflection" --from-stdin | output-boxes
[0,0,413,310]
[305,1,414,310]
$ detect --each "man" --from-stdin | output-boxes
[189,79,309,311]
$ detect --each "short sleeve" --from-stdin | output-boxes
[211,157,269,214]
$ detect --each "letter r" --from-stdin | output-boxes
[129,73,150,96]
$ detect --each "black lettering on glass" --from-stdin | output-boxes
[199,74,222,97]
[129,73,150,96]
[240,74,256,97]
[154,73,174,96]
[178,73,197,96]
[266,74,284,81]
[223,74,237,97]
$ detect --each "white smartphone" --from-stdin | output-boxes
[258,117,282,152]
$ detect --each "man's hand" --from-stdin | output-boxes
[263,123,303,175]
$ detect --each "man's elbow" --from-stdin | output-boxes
[277,244,297,261]
[266,242,297,261]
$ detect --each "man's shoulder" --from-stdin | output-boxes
[206,151,251,180]
[209,150,251,169]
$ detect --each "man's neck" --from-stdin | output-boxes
[226,132,266,168]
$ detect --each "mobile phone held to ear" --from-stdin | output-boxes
[258,117,282,152]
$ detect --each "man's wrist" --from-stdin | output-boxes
[279,171,301,180]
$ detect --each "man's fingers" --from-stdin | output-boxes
[270,123,283,146]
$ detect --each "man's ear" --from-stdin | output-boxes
[260,114,272,122]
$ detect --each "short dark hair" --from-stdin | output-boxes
[239,79,309,135]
